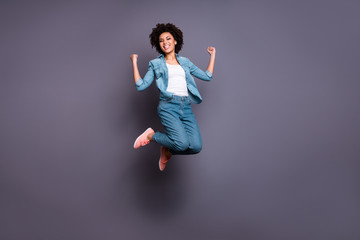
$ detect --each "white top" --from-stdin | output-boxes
[166,63,188,96]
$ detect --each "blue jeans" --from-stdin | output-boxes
[152,95,202,155]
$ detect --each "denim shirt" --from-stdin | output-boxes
[135,53,212,104]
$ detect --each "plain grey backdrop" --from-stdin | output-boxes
[1,0,359,239]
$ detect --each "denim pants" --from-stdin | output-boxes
[152,95,202,155]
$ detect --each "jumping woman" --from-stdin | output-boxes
[130,23,216,171]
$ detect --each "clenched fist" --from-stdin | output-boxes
[207,47,216,56]
[130,54,138,62]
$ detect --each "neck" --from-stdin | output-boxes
[164,52,176,60]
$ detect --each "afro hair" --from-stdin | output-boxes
[149,23,183,54]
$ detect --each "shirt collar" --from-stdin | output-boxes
[158,53,180,58]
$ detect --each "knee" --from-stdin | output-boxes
[173,139,190,152]
[191,142,202,154]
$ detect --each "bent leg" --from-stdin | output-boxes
[174,103,202,155]
[152,102,190,154]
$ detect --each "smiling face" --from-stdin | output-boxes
[159,32,177,55]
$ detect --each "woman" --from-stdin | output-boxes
[130,23,216,171]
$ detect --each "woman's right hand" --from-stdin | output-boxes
[130,54,138,62]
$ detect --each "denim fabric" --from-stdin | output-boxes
[152,95,202,155]
[135,54,212,104]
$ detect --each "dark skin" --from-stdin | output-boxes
[130,32,216,158]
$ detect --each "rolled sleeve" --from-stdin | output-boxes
[205,70,213,79]
[135,78,144,87]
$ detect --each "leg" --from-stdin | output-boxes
[173,103,202,155]
[152,101,191,154]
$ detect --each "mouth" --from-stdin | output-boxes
[163,44,170,50]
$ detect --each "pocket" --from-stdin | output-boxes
[154,67,163,78]
[157,97,173,109]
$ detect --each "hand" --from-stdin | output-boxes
[207,46,216,56]
[130,54,138,62]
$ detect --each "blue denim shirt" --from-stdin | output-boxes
[135,53,212,104]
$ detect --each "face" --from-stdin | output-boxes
[159,32,177,54]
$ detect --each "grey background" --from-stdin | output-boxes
[1,0,359,239]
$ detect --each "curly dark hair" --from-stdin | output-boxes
[149,23,183,54]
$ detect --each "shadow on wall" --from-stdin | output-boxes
[129,149,187,218]
[120,61,188,218]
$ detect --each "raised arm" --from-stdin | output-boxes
[130,54,141,84]
[206,46,216,75]
[130,54,155,91]
[188,46,216,81]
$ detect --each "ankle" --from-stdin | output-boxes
[165,148,172,158]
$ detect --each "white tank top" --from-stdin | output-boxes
[166,63,188,96]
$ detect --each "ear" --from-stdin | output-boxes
[175,40,177,45]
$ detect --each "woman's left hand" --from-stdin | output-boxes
[207,46,216,56]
